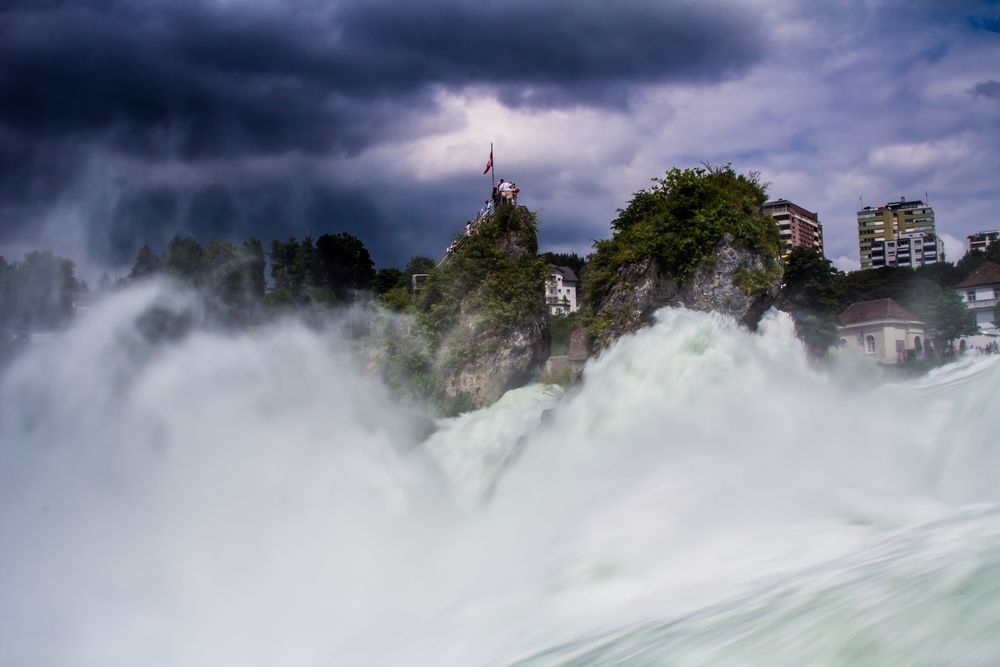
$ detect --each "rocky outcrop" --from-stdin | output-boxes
[590,233,781,351]
[418,203,550,413]
[437,315,549,410]
[678,232,782,327]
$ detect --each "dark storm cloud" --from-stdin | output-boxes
[1,0,763,153]
[0,0,766,265]
[971,80,1000,100]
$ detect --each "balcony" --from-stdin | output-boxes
[965,297,999,309]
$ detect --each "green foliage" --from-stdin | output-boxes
[541,252,586,276]
[0,250,82,330]
[372,268,403,295]
[402,255,436,291]
[415,204,547,346]
[914,261,960,289]
[834,265,913,308]
[379,286,412,312]
[315,233,376,301]
[734,263,783,295]
[584,165,780,311]
[129,245,161,281]
[549,310,583,356]
[907,279,978,344]
[776,247,844,352]
[164,236,206,285]
[269,233,375,307]
[955,249,986,279]
[202,239,266,324]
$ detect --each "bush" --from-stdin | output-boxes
[583,165,780,312]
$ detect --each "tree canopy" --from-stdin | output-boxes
[584,164,780,311]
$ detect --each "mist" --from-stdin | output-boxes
[3,282,1000,665]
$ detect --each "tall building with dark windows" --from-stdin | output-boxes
[762,199,823,256]
[857,198,937,269]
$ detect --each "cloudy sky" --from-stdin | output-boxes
[2,0,999,277]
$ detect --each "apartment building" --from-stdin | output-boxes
[763,199,823,256]
[968,230,1000,253]
[870,232,944,269]
[857,198,936,269]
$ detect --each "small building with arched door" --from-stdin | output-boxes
[836,297,926,364]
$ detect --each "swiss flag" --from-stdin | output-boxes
[482,148,493,175]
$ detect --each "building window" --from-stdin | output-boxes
[994,287,1000,300]
[866,335,876,354]
[967,290,976,303]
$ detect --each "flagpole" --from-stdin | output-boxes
[491,142,495,187]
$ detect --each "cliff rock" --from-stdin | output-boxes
[416,204,550,413]
[590,233,781,351]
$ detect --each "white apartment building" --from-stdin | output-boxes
[546,266,579,315]
[968,230,1000,253]
[870,232,944,269]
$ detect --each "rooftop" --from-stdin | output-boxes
[838,297,921,326]
[956,261,1000,289]
[551,265,578,282]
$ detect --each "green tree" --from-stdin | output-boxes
[372,267,403,295]
[541,252,586,276]
[402,255,436,292]
[955,250,986,280]
[203,239,266,323]
[4,250,81,329]
[834,265,914,310]
[129,244,161,281]
[315,233,375,301]
[584,164,780,311]
[776,246,843,352]
[163,236,206,285]
[270,236,319,297]
[908,279,977,346]
[379,285,412,311]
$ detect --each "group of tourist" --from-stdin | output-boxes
[492,179,520,205]
[442,181,522,261]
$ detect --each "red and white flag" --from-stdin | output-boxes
[482,148,493,175]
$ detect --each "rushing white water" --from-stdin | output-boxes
[1,281,999,666]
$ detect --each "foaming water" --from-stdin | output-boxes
[1,284,999,666]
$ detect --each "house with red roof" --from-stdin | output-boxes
[837,297,926,364]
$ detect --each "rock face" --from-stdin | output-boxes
[678,232,782,327]
[421,204,550,413]
[437,316,549,410]
[591,233,781,351]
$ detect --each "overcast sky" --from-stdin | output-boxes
[2,0,999,277]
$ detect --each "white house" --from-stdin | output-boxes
[837,297,926,364]
[546,266,579,315]
[955,260,1000,340]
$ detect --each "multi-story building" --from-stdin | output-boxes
[955,260,1000,336]
[857,198,936,269]
[968,230,1000,254]
[763,199,823,256]
[870,232,944,269]
[546,266,579,315]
